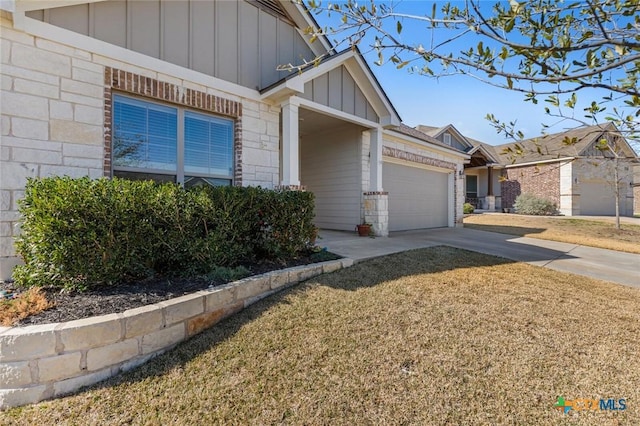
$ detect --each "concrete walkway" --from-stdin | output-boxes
[318,227,640,288]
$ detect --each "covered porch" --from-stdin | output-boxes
[464,146,502,211]
[261,49,401,236]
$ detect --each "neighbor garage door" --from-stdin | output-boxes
[579,182,618,216]
[383,162,449,231]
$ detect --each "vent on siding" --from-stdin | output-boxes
[251,0,293,23]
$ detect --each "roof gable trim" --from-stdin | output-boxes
[262,49,401,126]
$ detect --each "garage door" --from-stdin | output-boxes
[579,182,618,215]
[383,162,449,231]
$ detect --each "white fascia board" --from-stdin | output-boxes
[19,16,262,101]
[464,164,503,171]
[468,144,500,163]
[384,129,470,161]
[261,50,355,102]
[298,49,356,82]
[503,157,575,168]
[0,0,15,12]
[266,50,401,127]
[301,52,401,126]
[281,0,332,56]
[297,97,379,129]
[16,0,105,12]
[261,78,305,103]
[380,115,401,128]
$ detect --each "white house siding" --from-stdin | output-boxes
[0,15,281,279]
[25,0,315,91]
[300,125,362,231]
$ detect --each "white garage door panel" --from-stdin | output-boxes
[384,162,449,231]
[580,182,617,215]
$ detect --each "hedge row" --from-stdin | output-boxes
[14,177,317,291]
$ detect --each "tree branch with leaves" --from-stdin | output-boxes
[294,0,640,149]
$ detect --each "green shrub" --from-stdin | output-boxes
[204,266,251,283]
[513,193,558,216]
[463,203,475,214]
[13,177,317,291]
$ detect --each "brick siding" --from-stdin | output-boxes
[501,163,561,208]
[103,67,243,185]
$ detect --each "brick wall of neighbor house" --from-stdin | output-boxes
[0,15,280,279]
[501,163,561,209]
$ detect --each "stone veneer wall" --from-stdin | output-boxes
[363,192,389,236]
[501,163,561,209]
[0,16,281,279]
[0,259,353,410]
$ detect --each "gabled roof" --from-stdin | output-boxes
[261,48,401,127]
[392,124,462,152]
[494,123,637,165]
[467,142,501,164]
[416,124,474,149]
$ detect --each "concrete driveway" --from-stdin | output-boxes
[318,227,640,288]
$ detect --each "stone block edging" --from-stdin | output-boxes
[0,258,353,410]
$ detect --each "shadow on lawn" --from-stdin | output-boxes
[82,247,518,394]
[463,223,546,236]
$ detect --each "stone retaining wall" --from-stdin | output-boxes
[0,259,352,410]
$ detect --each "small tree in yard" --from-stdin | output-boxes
[591,136,636,229]
[293,0,639,226]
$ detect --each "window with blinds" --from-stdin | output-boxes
[112,94,234,186]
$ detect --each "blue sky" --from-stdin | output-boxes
[310,0,633,146]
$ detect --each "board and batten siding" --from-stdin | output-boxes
[26,0,315,90]
[301,66,378,123]
[300,125,362,231]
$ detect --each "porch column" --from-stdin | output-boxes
[281,98,300,187]
[486,166,496,210]
[363,126,388,237]
[369,126,383,191]
[487,166,493,196]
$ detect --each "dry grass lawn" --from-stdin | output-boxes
[2,248,639,425]
[464,214,640,254]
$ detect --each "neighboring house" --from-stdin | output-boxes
[417,124,503,211]
[418,123,638,216]
[0,0,469,280]
[496,123,638,216]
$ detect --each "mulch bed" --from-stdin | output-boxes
[1,252,341,327]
